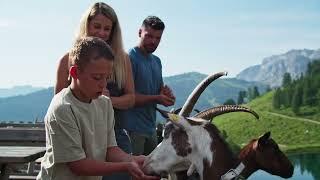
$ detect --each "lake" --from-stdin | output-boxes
[249,153,320,180]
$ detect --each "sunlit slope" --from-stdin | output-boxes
[213,91,320,152]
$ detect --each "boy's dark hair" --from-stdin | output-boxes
[69,36,114,71]
[142,16,165,30]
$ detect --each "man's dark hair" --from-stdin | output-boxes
[142,16,165,30]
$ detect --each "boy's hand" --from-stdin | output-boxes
[132,155,146,166]
[102,88,110,97]
[127,161,160,180]
[127,161,144,179]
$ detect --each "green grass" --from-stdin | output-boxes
[213,91,320,153]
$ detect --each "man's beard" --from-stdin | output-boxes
[144,45,157,53]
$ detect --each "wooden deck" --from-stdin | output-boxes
[0,124,45,180]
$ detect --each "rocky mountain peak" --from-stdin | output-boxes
[236,49,320,87]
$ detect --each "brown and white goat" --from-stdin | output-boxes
[143,109,293,180]
[144,71,293,180]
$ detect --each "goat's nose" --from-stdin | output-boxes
[281,164,294,178]
[287,165,294,177]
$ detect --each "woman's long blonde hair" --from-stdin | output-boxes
[77,2,126,89]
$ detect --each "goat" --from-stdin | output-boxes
[144,72,293,180]
[143,109,294,180]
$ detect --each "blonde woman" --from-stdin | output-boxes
[54,2,135,180]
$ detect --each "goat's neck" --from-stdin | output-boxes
[194,124,260,180]
[201,135,258,179]
[202,135,239,180]
[203,152,239,180]
[237,144,259,178]
[201,150,258,180]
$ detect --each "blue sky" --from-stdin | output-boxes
[0,0,319,88]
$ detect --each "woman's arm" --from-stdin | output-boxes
[110,55,135,109]
[54,53,71,94]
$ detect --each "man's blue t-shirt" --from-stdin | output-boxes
[123,47,163,136]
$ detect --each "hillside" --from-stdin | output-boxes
[213,91,320,153]
[0,72,265,123]
[0,85,44,98]
[164,72,266,111]
[0,87,53,123]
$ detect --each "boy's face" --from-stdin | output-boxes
[72,58,113,102]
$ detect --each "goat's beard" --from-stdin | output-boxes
[170,161,191,172]
[145,160,191,178]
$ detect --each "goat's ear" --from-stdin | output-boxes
[157,108,192,130]
[258,131,271,147]
[157,108,170,119]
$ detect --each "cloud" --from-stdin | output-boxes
[0,19,16,28]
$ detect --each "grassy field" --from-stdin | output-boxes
[213,91,320,153]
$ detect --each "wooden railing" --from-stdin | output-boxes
[0,123,45,146]
[0,123,46,179]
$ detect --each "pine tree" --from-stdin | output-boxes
[253,86,260,99]
[292,85,302,114]
[317,89,320,109]
[265,85,272,92]
[223,98,236,105]
[237,91,246,104]
[273,88,281,109]
[282,88,291,108]
[282,72,292,87]
[303,78,313,105]
[247,87,254,101]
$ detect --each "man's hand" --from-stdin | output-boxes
[157,94,175,107]
[159,85,175,106]
[160,85,175,100]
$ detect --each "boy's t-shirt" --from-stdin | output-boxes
[37,87,117,180]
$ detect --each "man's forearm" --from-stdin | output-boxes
[134,93,159,107]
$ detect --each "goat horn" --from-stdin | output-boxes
[172,107,201,114]
[179,71,228,117]
[194,105,259,122]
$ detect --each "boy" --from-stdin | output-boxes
[37,37,158,180]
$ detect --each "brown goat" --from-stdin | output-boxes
[173,131,294,180]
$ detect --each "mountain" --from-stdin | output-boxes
[236,49,320,87]
[164,72,266,112]
[0,87,54,123]
[0,85,44,98]
[0,72,265,123]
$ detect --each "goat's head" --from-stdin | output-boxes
[143,112,211,177]
[240,131,294,178]
[143,105,259,178]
